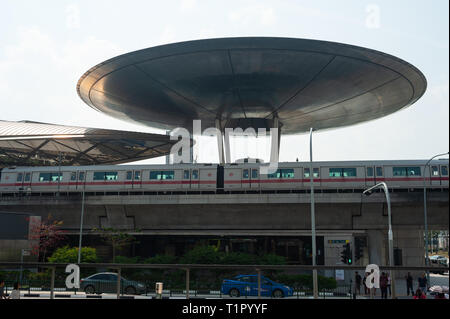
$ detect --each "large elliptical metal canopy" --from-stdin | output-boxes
[0,120,176,167]
[77,37,427,163]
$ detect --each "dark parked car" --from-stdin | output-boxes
[80,272,146,295]
[221,274,294,298]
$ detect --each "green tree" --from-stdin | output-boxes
[92,227,140,262]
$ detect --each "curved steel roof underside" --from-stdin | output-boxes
[77,37,427,134]
[0,121,175,167]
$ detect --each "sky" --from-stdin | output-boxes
[0,0,448,164]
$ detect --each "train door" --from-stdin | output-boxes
[23,172,32,192]
[250,168,259,189]
[365,166,376,186]
[242,168,250,189]
[375,166,384,182]
[191,169,199,189]
[182,169,191,189]
[133,170,142,189]
[77,171,86,192]
[440,165,448,186]
[69,171,78,191]
[125,171,133,189]
[430,165,440,186]
[15,172,24,191]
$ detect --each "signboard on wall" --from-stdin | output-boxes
[335,269,345,281]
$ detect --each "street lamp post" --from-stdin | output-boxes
[422,152,449,286]
[363,182,396,299]
[309,128,319,299]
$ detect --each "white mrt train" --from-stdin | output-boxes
[0,160,448,193]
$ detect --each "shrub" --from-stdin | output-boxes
[179,246,221,264]
[47,246,98,264]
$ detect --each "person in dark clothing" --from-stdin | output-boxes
[380,272,388,299]
[354,272,362,295]
[363,272,369,295]
[405,272,414,296]
[418,273,427,293]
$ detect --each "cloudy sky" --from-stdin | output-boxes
[1,0,448,164]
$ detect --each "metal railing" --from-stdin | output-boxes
[0,262,447,299]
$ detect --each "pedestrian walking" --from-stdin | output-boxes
[405,272,414,296]
[380,272,388,299]
[8,282,20,299]
[418,273,427,294]
[354,271,362,295]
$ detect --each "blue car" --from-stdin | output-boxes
[221,275,294,298]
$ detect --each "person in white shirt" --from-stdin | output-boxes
[8,282,20,299]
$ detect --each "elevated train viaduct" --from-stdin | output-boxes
[1,189,447,275]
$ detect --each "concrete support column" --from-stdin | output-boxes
[269,116,281,164]
[215,119,225,165]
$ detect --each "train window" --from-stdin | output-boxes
[281,169,294,178]
[376,167,383,177]
[393,167,407,176]
[393,167,421,177]
[329,168,355,177]
[407,167,421,176]
[134,171,140,180]
[313,168,319,178]
[366,167,374,177]
[16,173,23,182]
[79,172,85,181]
[192,170,198,179]
[329,168,342,177]
[268,169,281,179]
[24,173,30,182]
[126,171,132,180]
[93,172,118,181]
[343,168,356,177]
[431,166,439,176]
[39,173,62,182]
[252,169,258,179]
[441,166,448,176]
[243,169,249,178]
[304,168,310,178]
[150,171,159,180]
[161,171,174,180]
[184,170,190,179]
[70,172,77,181]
